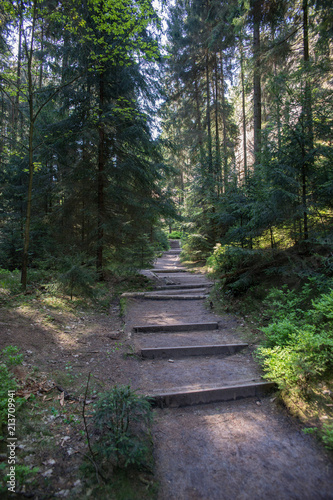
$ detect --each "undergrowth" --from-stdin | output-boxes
[208,244,333,451]
[0,346,25,438]
[93,385,153,470]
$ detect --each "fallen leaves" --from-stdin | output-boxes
[16,377,55,400]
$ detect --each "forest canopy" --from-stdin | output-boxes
[162,0,333,260]
[0,0,332,290]
[0,0,174,288]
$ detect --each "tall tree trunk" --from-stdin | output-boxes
[194,71,204,161]
[97,72,105,278]
[21,1,37,289]
[274,61,282,151]
[39,24,44,89]
[252,0,262,165]
[240,40,248,182]
[301,0,313,241]
[220,53,228,192]
[14,2,23,143]
[214,54,221,196]
[206,51,213,176]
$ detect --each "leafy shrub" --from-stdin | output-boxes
[257,288,333,389]
[322,423,333,450]
[181,233,211,262]
[0,463,39,495]
[0,346,25,438]
[93,385,153,469]
[261,318,296,347]
[303,423,333,450]
[56,255,96,300]
[207,244,269,275]
[168,230,182,239]
[153,229,169,251]
[0,225,22,270]
[0,268,21,299]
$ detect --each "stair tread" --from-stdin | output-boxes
[145,379,274,395]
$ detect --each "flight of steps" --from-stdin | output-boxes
[126,240,274,407]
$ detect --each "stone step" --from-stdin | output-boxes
[152,272,208,280]
[141,343,248,359]
[169,239,181,249]
[148,288,208,295]
[153,268,186,273]
[137,330,240,348]
[165,250,182,254]
[147,381,276,408]
[136,353,261,391]
[133,322,219,333]
[122,292,208,300]
[155,284,211,290]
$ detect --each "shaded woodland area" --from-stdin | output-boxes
[0,0,175,289]
[0,0,333,497]
[163,0,332,257]
[0,0,332,285]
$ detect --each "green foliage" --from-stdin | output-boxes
[0,268,21,299]
[207,244,273,295]
[207,244,268,275]
[0,346,24,437]
[181,233,211,262]
[257,286,333,390]
[0,463,39,494]
[153,229,169,251]
[322,423,333,450]
[303,423,333,451]
[168,231,182,239]
[57,256,96,300]
[93,385,153,469]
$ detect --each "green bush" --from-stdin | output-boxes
[0,346,25,438]
[56,255,96,300]
[304,423,333,450]
[257,288,333,389]
[322,423,333,450]
[207,244,269,275]
[168,230,182,239]
[0,268,22,298]
[181,233,211,262]
[93,385,153,469]
[153,229,170,251]
[0,463,39,495]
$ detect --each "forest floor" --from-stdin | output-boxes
[1,251,333,498]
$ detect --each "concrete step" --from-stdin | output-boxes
[133,322,219,333]
[165,250,182,254]
[155,284,211,290]
[147,288,208,295]
[153,268,186,273]
[136,352,261,390]
[141,343,248,359]
[147,380,276,408]
[169,239,181,249]
[137,330,241,348]
[122,292,208,300]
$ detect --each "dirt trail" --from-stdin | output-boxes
[124,242,333,500]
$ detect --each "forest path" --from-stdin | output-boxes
[124,242,333,500]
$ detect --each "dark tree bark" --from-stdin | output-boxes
[205,51,213,175]
[240,40,248,182]
[21,1,37,289]
[220,53,228,192]
[97,71,105,278]
[301,0,313,241]
[252,0,262,165]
